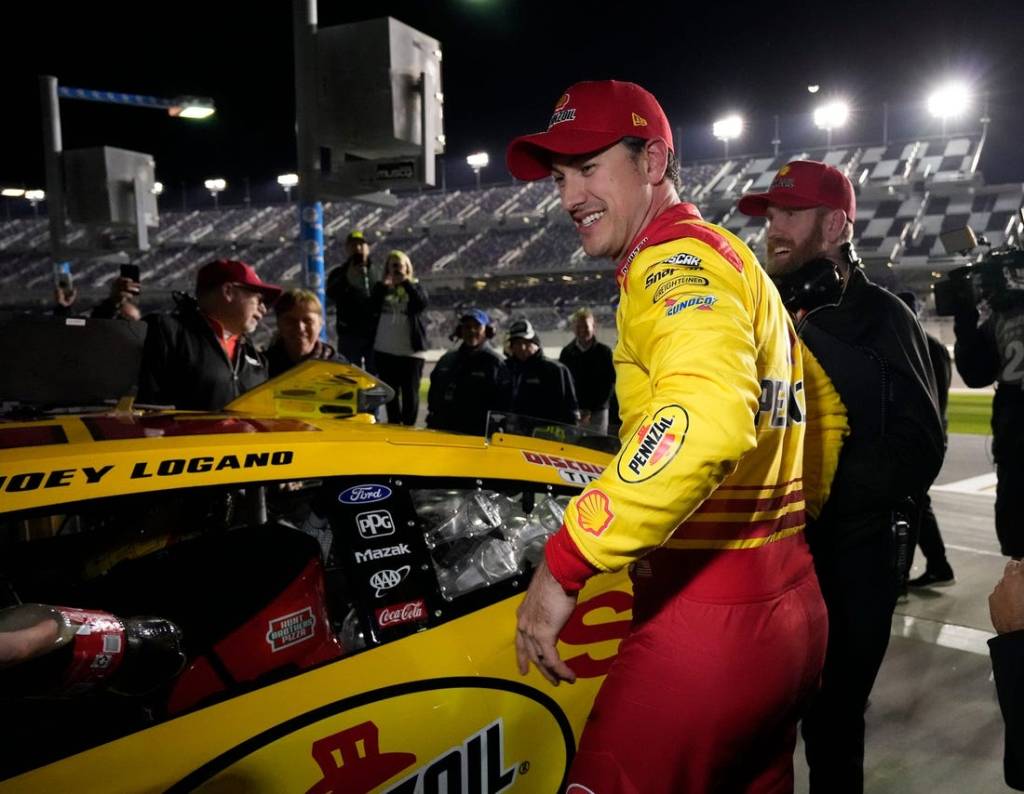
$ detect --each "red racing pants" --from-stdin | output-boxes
[566,565,827,794]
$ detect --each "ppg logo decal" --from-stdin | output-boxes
[356,510,395,539]
[339,484,392,505]
[370,566,411,598]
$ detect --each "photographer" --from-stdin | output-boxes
[738,160,945,792]
[950,256,1024,558]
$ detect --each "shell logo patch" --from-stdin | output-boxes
[631,112,648,127]
[575,489,615,536]
[617,404,689,483]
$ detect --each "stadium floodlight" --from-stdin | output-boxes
[712,115,743,158]
[152,182,164,196]
[204,178,227,208]
[168,97,216,120]
[466,152,490,190]
[813,100,849,148]
[1,188,25,198]
[807,85,820,94]
[24,190,45,202]
[927,82,970,120]
[277,173,299,202]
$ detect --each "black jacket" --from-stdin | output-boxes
[370,279,429,353]
[264,338,346,379]
[137,294,269,411]
[559,339,615,412]
[426,343,511,436]
[509,349,580,425]
[798,267,946,549]
[990,630,1024,790]
[326,257,382,340]
[925,331,952,433]
[954,305,1024,463]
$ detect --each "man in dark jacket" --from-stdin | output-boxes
[426,309,510,436]
[738,160,945,793]
[325,230,381,372]
[137,259,281,410]
[508,319,579,426]
[559,308,615,433]
[898,291,956,588]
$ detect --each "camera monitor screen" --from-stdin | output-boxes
[0,314,147,407]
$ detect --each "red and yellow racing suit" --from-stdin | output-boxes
[545,203,847,794]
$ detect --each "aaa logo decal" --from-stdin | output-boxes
[617,404,689,483]
[575,489,615,536]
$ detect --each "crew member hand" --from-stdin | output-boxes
[990,560,1024,634]
[515,558,578,685]
[110,276,141,301]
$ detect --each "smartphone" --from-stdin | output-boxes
[53,263,73,290]
[120,264,141,282]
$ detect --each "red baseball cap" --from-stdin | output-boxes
[737,160,856,222]
[506,80,674,182]
[196,258,282,302]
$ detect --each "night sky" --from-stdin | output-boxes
[6,0,1024,207]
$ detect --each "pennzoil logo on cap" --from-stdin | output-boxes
[553,93,570,111]
[772,164,795,189]
[631,112,648,127]
[778,164,791,176]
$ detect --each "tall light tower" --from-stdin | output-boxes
[926,81,971,138]
[204,178,227,209]
[277,173,299,202]
[712,115,743,159]
[466,151,489,190]
[813,100,849,149]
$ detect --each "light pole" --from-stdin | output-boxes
[277,173,299,202]
[1,188,25,221]
[813,100,849,150]
[25,189,45,218]
[927,81,970,138]
[466,151,489,190]
[712,115,743,159]
[204,178,227,209]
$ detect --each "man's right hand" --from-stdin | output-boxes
[990,560,1024,634]
[110,276,141,301]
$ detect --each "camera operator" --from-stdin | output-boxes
[738,160,946,792]
[950,255,1024,559]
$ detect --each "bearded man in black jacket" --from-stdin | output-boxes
[738,161,945,794]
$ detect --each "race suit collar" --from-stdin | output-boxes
[615,202,703,287]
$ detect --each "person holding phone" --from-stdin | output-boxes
[91,264,142,320]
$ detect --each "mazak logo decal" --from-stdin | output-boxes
[339,484,392,505]
[355,544,410,564]
[370,566,411,597]
[574,489,615,537]
[616,405,689,483]
[375,598,427,629]
[356,509,395,539]
[665,294,717,316]
[653,275,710,302]
[266,607,316,652]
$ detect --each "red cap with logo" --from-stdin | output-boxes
[737,160,856,222]
[506,80,674,182]
[196,259,282,302]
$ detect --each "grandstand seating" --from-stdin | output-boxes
[2,132,1021,331]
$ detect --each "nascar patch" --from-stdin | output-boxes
[654,252,702,269]
[652,275,710,302]
[665,295,717,316]
[616,405,689,483]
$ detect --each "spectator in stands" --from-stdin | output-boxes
[137,258,280,410]
[559,307,615,433]
[989,559,1024,791]
[738,161,945,793]
[898,290,956,589]
[506,318,579,425]
[264,289,345,378]
[372,250,429,425]
[426,309,510,435]
[326,230,381,372]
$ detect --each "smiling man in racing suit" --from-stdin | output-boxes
[508,80,847,793]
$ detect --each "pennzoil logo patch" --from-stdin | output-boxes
[617,405,689,483]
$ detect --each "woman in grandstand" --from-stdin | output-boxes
[371,250,430,425]
[264,289,345,377]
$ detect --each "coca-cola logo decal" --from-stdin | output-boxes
[375,598,428,629]
[369,566,411,598]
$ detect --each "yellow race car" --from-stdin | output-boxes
[0,359,630,793]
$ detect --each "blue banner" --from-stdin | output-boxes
[299,201,326,339]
